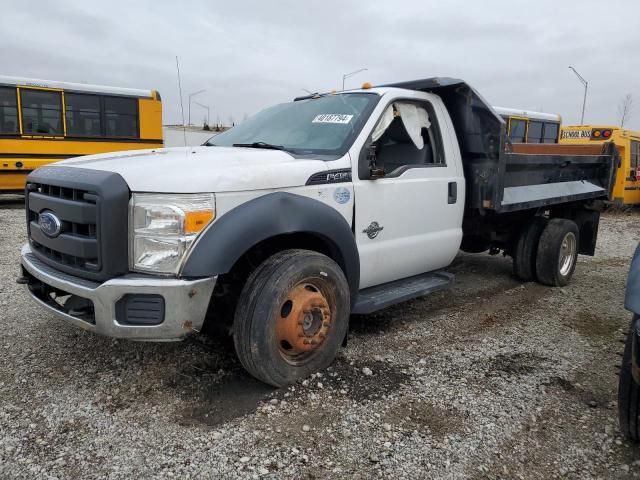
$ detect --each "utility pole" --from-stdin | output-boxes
[188,89,206,126]
[194,101,210,126]
[568,66,588,124]
[342,68,368,90]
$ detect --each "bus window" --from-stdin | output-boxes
[542,123,559,143]
[527,121,543,143]
[104,96,138,137]
[21,90,63,135]
[65,93,101,136]
[631,141,640,177]
[509,118,526,143]
[494,107,561,144]
[0,87,18,134]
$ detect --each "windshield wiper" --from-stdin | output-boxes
[232,141,286,150]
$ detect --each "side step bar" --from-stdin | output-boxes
[352,271,454,315]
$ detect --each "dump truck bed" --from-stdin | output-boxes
[381,78,618,214]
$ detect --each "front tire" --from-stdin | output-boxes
[233,249,350,387]
[535,218,579,287]
[619,315,640,442]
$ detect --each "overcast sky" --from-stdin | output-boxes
[2,0,639,129]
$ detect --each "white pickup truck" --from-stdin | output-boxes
[19,78,618,387]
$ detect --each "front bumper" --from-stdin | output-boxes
[20,244,216,341]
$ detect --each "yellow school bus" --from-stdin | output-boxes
[560,125,640,205]
[493,106,561,144]
[0,76,163,192]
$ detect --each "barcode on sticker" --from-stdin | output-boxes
[312,114,354,124]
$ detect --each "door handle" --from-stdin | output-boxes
[448,181,457,204]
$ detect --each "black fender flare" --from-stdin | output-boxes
[181,192,360,302]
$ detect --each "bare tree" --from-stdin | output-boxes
[619,94,634,127]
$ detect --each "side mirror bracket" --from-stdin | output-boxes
[367,144,385,179]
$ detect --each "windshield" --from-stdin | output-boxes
[206,93,379,156]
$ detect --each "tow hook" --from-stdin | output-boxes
[16,276,30,285]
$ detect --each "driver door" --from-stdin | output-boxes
[353,98,463,289]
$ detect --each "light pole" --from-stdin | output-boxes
[194,101,210,126]
[568,66,588,124]
[342,68,368,90]
[188,89,206,126]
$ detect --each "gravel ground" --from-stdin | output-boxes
[1,201,639,479]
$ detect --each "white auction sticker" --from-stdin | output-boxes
[312,114,354,124]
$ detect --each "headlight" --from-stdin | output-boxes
[129,193,215,274]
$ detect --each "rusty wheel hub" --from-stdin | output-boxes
[276,282,332,358]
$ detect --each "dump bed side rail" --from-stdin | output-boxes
[496,142,618,212]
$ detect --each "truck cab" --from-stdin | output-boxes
[19,78,618,387]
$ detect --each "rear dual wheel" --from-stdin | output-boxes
[513,217,579,286]
[513,217,548,282]
[233,249,350,387]
[536,219,579,287]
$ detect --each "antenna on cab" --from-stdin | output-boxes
[175,56,187,147]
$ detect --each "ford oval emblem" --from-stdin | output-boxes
[39,211,62,238]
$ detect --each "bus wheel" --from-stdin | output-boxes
[535,219,579,287]
[233,249,350,387]
[513,217,547,282]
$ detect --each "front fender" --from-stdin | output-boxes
[180,192,360,302]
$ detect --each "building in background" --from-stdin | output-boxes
[162,125,216,147]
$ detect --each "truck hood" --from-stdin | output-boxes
[58,146,337,193]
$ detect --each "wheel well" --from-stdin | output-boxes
[463,203,601,257]
[463,209,545,255]
[548,202,602,256]
[202,232,347,332]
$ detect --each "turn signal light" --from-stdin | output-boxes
[184,210,214,234]
[593,130,601,138]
